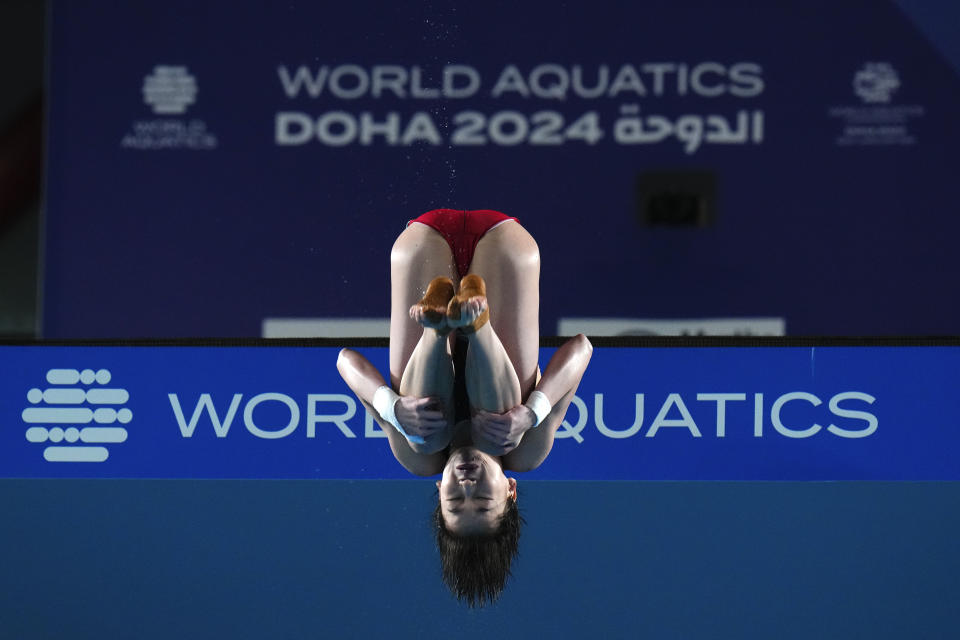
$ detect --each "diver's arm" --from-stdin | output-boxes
[500,334,592,472]
[336,348,447,476]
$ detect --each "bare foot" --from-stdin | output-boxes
[446,296,488,330]
[409,303,451,332]
[410,276,455,333]
[446,274,490,333]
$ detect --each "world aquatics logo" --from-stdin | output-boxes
[22,368,132,463]
[142,65,197,114]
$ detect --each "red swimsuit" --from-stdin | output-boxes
[408,209,518,277]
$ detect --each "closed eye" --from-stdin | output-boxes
[448,507,491,515]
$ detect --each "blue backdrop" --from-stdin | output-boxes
[42,0,960,337]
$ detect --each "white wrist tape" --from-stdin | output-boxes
[524,390,552,428]
[372,386,424,444]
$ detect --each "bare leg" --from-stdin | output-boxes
[389,222,461,442]
[502,333,592,472]
[445,272,521,412]
[389,222,458,388]
[462,221,541,403]
[461,319,522,413]
[398,329,455,424]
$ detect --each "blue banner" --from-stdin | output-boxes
[2,343,957,479]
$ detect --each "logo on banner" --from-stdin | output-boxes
[121,65,218,150]
[143,65,197,114]
[273,61,766,154]
[22,368,132,463]
[828,61,923,146]
[853,63,899,104]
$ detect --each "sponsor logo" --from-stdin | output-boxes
[853,62,899,104]
[828,62,923,146]
[22,368,132,462]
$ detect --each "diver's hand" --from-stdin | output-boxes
[471,405,537,454]
[394,396,448,440]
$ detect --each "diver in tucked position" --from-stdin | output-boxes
[336,209,592,606]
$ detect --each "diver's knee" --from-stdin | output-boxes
[336,348,355,373]
[390,238,414,272]
[574,333,592,352]
[508,230,540,271]
[409,438,447,455]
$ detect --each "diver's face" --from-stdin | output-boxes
[438,447,517,535]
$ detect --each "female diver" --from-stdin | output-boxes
[336,209,592,606]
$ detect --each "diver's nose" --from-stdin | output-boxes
[459,480,476,496]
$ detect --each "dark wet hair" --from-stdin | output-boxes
[432,496,523,607]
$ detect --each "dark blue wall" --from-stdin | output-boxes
[42,0,960,337]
